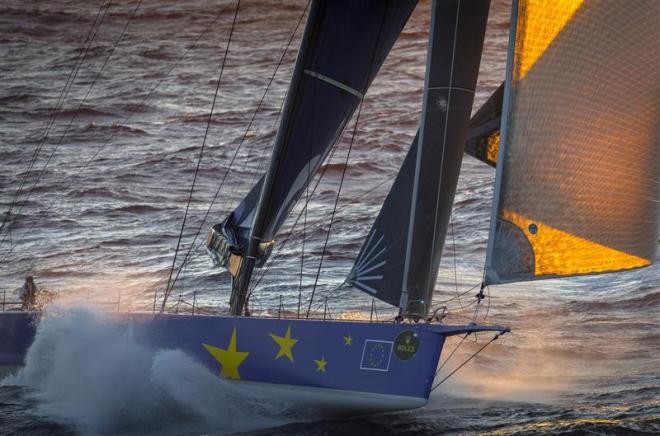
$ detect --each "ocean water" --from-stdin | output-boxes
[1,0,658,434]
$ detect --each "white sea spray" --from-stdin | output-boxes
[2,305,297,435]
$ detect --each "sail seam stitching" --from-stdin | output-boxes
[303,69,363,98]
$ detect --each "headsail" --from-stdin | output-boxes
[464,82,503,167]
[207,0,418,275]
[350,0,491,317]
[484,0,659,285]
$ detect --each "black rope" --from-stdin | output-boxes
[0,2,234,264]
[450,212,465,310]
[306,100,364,318]
[247,143,340,297]
[434,333,468,377]
[431,331,505,391]
[433,282,480,308]
[161,0,241,312]
[0,0,112,242]
[298,0,314,317]
[246,151,395,304]
[298,160,309,318]
[162,2,309,295]
[482,284,491,322]
[269,172,396,254]
[218,0,311,207]
[302,4,396,318]
[1,0,108,235]
[2,1,144,251]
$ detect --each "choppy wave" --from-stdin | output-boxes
[567,291,660,311]
[53,107,113,118]
[80,122,147,135]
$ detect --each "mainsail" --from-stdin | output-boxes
[207,0,418,276]
[350,0,491,316]
[485,0,659,284]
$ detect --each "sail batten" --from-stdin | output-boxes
[484,0,659,285]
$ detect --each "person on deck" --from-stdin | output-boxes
[20,276,38,311]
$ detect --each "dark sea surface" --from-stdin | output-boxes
[1,0,658,434]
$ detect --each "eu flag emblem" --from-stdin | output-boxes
[360,340,393,371]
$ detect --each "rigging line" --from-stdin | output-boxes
[299,137,310,318]
[434,282,479,306]
[161,0,241,312]
[250,11,403,301]
[163,2,309,295]
[248,161,393,298]
[434,333,468,377]
[0,0,110,237]
[481,284,491,322]
[0,2,234,264]
[299,0,313,317]
[165,97,287,297]
[1,0,143,249]
[0,0,105,235]
[247,143,341,297]
[263,171,395,261]
[431,331,504,391]
[306,99,365,319]
[254,0,395,310]
[307,281,349,314]
[450,212,464,310]
[224,0,311,203]
[237,2,310,194]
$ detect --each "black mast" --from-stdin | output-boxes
[349,0,491,318]
[402,0,491,317]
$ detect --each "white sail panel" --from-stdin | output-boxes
[485,0,659,285]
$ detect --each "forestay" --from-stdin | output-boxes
[485,0,660,285]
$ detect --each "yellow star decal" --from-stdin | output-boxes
[314,356,327,373]
[343,334,353,346]
[202,327,249,380]
[269,325,298,362]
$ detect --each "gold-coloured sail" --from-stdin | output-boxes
[515,0,583,80]
[485,0,659,285]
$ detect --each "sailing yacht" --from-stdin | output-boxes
[1,0,657,415]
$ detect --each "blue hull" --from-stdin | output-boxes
[0,311,504,413]
[0,312,37,371]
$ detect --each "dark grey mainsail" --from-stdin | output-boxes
[207,0,418,279]
[350,0,491,317]
[213,0,419,314]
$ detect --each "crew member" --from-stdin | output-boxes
[20,276,39,311]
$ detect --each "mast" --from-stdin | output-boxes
[229,2,321,316]
[402,0,491,317]
[349,0,491,318]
